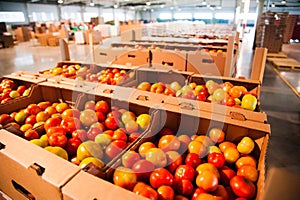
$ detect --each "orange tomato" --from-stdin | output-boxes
[196,171,219,192]
[158,135,181,152]
[138,142,156,157]
[188,140,207,158]
[229,86,242,98]
[157,185,174,200]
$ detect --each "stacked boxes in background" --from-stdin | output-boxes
[283,15,298,43]
[255,12,288,53]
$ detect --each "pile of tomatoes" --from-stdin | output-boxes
[113,127,259,200]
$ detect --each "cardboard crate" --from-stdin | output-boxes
[0,129,80,200]
[0,72,47,114]
[111,49,150,68]
[118,67,266,122]
[1,80,161,180]
[104,96,270,200]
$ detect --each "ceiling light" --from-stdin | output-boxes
[151,9,154,12]
[202,0,207,5]
[271,2,275,7]
[216,6,222,9]
[207,4,210,8]
[114,4,118,8]
[57,0,63,4]
[90,2,95,6]
[146,1,151,6]
[170,7,174,10]
[281,0,286,4]
[130,6,135,10]
[160,5,165,8]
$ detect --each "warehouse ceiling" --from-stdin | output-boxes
[2,0,300,10]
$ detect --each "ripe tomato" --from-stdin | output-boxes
[96,111,106,122]
[66,137,82,156]
[192,187,206,200]
[46,126,66,137]
[61,117,81,134]
[175,165,195,182]
[112,128,128,141]
[185,153,201,169]
[24,129,39,140]
[48,132,67,148]
[157,185,174,200]
[196,171,219,192]
[61,108,80,119]
[44,117,62,131]
[95,100,109,114]
[72,129,87,141]
[188,140,206,158]
[104,116,119,130]
[133,182,158,200]
[230,175,256,199]
[150,168,174,189]
[173,179,194,196]
[207,152,225,168]
[158,135,181,152]
[209,128,225,143]
[237,165,258,182]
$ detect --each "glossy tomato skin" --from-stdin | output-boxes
[133,182,158,200]
[185,153,201,169]
[104,116,119,130]
[207,152,226,168]
[175,165,195,182]
[157,185,174,200]
[230,175,256,199]
[150,168,174,189]
[48,132,67,148]
[173,179,194,197]
[66,137,82,155]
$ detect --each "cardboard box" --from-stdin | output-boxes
[111,49,150,67]
[105,94,270,200]
[62,171,147,200]
[0,73,47,114]
[0,129,80,200]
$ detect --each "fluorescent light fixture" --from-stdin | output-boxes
[57,0,63,4]
[271,2,275,7]
[114,4,118,8]
[130,6,135,10]
[281,0,286,4]
[170,7,174,10]
[207,4,210,7]
[216,6,222,9]
[151,9,154,12]
[146,1,151,6]
[160,5,165,8]
[202,0,207,5]
[90,2,95,6]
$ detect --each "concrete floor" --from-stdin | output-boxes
[0,30,300,199]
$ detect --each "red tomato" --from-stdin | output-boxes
[44,117,62,131]
[95,100,109,114]
[133,182,158,200]
[24,129,39,140]
[96,111,106,122]
[230,175,256,199]
[66,137,82,155]
[157,185,174,200]
[72,129,87,141]
[173,179,194,197]
[175,165,195,182]
[192,187,206,200]
[112,128,128,141]
[48,132,67,148]
[104,117,119,130]
[46,126,66,137]
[61,117,81,134]
[150,168,174,189]
[207,152,225,168]
[185,153,201,169]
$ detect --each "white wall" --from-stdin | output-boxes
[27,4,59,22]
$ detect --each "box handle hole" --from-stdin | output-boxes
[0,142,5,150]
[11,180,35,200]
[29,163,45,176]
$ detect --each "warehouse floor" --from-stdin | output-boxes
[0,30,300,199]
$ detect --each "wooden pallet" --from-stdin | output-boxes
[267,52,288,58]
[267,57,298,63]
[272,59,300,70]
